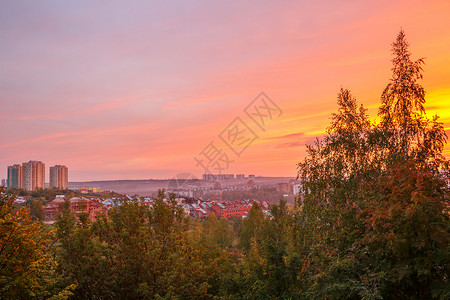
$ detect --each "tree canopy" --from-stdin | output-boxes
[296,30,449,299]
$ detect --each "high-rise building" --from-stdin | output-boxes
[202,174,216,181]
[50,165,68,189]
[218,174,234,181]
[202,173,235,181]
[7,164,23,189]
[23,161,45,191]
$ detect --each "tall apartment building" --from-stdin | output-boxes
[202,173,235,181]
[50,165,68,189]
[7,164,24,189]
[23,160,45,191]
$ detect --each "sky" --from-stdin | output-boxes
[1,0,450,181]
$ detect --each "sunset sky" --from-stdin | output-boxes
[1,1,450,182]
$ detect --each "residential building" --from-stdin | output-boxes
[44,196,107,223]
[218,174,234,180]
[50,165,68,189]
[202,173,216,181]
[276,182,291,194]
[211,201,252,219]
[78,187,101,194]
[23,160,45,191]
[7,164,23,189]
[292,184,301,195]
[202,173,235,181]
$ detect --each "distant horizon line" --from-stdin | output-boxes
[66,175,296,183]
[2,175,298,183]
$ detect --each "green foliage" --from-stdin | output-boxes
[296,30,449,299]
[221,198,304,299]
[199,214,235,248]
[6,187,80,201]
[216,186,287,203]
[357,162,449,298]
[238,203,265,250]
[0,187,70,299]
[30,199,45,221]
[54,190,234,299]
[379,29,425,154]
[379,30,448,170]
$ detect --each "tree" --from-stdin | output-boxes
[228,198,305,299]
[379,30,447,170]
[238,203,265,250]
[296,30,449,299]
[379,29,425,154]
[199,214,235,248]
[55,190,232,299]
[30,199,45,222]
[0,187,71,299]
[357,162,449,299]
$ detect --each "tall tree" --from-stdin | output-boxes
[296,30,449,299]
[379,29,425,155]
[378,30,448,171]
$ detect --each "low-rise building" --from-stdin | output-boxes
[44,196,107,223]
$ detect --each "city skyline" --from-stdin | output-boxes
[6,161,68,190]
[1,1,450,181]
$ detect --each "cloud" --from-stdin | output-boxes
[19,113,73,121]
[264,132,306,149]
[265,132,305,140]
[274,141,304,149]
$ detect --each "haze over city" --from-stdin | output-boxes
[1,1,450,181]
